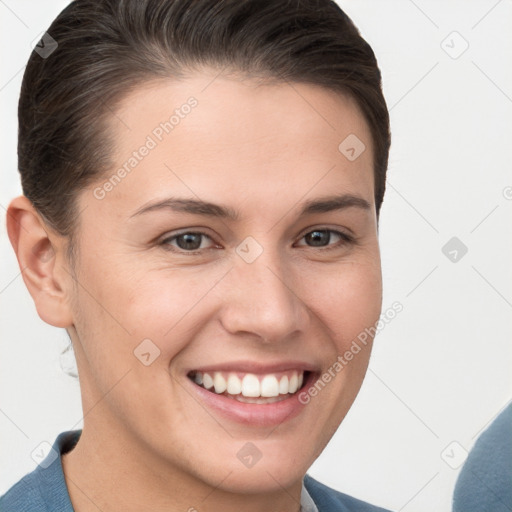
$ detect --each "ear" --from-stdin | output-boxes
[6,195,74,328]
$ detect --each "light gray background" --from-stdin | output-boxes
[1,1,511,511]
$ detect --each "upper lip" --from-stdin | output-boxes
[187,360,319,375]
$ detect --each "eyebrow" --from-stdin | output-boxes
[129,193,371,221]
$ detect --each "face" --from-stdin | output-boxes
[66,72,382,493]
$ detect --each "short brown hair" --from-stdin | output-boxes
[18,0,391,262]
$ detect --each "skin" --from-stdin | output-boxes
[7,71,382,512]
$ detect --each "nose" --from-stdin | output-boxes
[219,247,310,344]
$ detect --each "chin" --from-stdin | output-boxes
[213,463,308,495]
[202,439,316,494]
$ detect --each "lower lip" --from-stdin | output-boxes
[187,373,314,427]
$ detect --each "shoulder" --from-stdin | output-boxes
[0,468,45,512]
[453,403,512,512]
[304,474,393,512]
[0,430,81,512]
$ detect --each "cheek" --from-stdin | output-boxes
[86,264,228,370]
[71,244,232,391]
[289,258,382,455]
[123,268,223,338]
[304,256,382,350]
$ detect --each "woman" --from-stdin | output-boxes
[2,0,392,510]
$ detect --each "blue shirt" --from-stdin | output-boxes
[452,402,512,512]
[0,430,392,511]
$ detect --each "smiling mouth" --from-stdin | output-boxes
[187,370,309,404]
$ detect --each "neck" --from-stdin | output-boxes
[61,420,303,512]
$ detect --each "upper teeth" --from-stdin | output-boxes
[193,371,304,398]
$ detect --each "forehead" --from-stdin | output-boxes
[84,73,375,219]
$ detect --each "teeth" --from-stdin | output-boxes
[213,372,227,394]
[278,375,289,394]
[289,373,299,393]
[191,370,305,398]
[202,373,213,390]
[241,374,260,397]
[227,373,242,395]
[260,375,279,397]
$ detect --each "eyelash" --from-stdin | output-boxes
[158,228,355,255]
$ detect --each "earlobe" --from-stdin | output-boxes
[6,195,74,328]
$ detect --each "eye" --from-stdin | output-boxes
[159,228,354,255]
[160,231,216,253]
[295,229,354,250]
